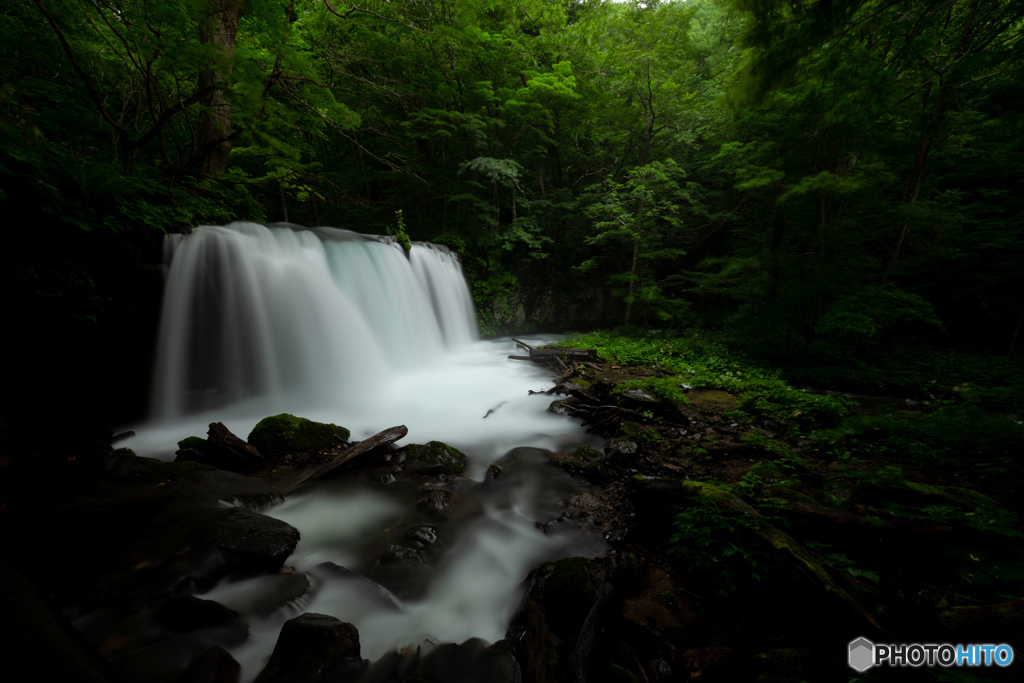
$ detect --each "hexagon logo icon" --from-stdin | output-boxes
[848,637,875,672]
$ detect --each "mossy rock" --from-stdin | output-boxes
[177,436,206,451]
[549,446,608,483]
[247,414,350,454]
[399,441,468,478]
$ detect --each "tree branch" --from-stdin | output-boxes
[32,0,126,137]
[322,0,430,34]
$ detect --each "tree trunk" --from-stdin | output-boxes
[882,84,951,279]
[764,190,788,304]
[196,0,244,176]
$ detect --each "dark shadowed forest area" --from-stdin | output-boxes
[2,0,1023,681]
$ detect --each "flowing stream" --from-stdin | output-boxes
[123,222,602,681]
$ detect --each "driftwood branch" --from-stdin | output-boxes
[281,425,407,493]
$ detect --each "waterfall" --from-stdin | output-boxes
[150,222,478,420]
[114,222,606,683]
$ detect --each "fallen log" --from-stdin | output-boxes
[529,347,599,362]
[281,425,408,494]
[512,337,536,352]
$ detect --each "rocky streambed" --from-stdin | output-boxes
[2,345,1022,683]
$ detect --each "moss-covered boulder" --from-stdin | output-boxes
[247,414,350,455]
[396,441,467,478]
[549,445,609,483]
[177,436,206,451]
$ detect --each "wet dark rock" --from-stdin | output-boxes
[485,464,502,480]
[205,508,299,574]
[419,638,521,683]
[528,557,604,641]
[373,545,434,600]
[605,438,639,459]
[417,489,455,519]
[402,524,439,549]
[396,441,468,479]
[508,557,606,683]
[175,423,264,475]
[247,414,350,455]
[563,492,605,521]
[178,645,241,683]
[177,469,284,509]
[549,445,609,483]
[253,613,365,683]
[379,544,423,566]
[506,595,559,683]
[154,595,241,633]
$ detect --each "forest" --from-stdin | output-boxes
[2,0,1024,681]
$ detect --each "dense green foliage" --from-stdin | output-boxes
[557,329,855,431]
[4,0,1023,418]
[554,325,1024,619]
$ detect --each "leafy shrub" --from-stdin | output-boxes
[668,502,774,599]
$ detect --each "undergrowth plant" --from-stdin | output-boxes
[558,329,855,432]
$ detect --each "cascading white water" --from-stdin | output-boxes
[150,222,477,419]
[124,222,604,682]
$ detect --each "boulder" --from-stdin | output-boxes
[393,441,468,479]
[379,544,423,566]
[205,508,299,574]
[253,613,364,683]
[373,544,434,599]
[419,638,521,683]
[549,445,609,483]
[247,414,350,455]
[402,525,439,549]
